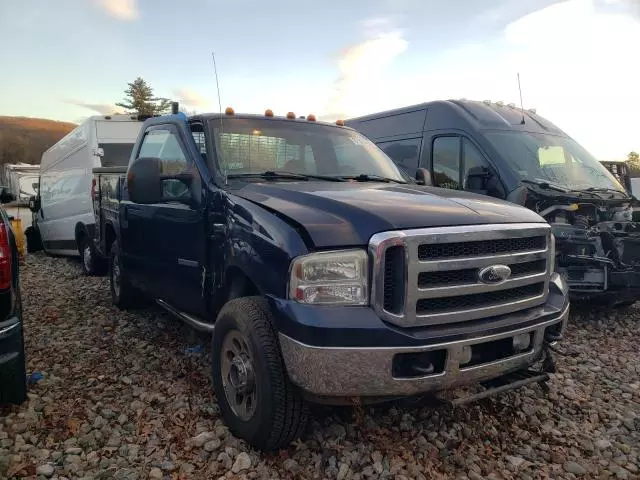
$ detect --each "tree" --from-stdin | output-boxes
[116,77,172,116]
[628,151,640,168]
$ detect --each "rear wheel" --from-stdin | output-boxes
[79,235,107,276]
[211,297,308,451]
[25,226,42,253]
[109,240,141,309]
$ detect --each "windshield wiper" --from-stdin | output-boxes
[227,171,347,182]
[339,174,406,184]
[582,187,629,197]
[520,179,568,193]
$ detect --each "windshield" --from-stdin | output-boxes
[210,118,406,182]
[485,131,625,192]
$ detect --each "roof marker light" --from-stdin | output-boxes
[496,100,504,107]
[286,112,296,119]
[307,114,316,122]
[265,109,274,117]
[482,100,491,105]
[225,107,235,115]
[336,119,345,126]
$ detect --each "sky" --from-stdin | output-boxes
[0,0,638,160]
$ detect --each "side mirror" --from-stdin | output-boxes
[127,157,193,205]
[28,195,40,212]
[415,168,432,186]
[0,188,16,205]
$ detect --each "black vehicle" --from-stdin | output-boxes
[91,108,568,450]
[346,100,640,305]
[0,186,27,405]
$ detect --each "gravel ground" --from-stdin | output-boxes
[1,253,639,480]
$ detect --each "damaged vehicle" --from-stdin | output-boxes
[90,106,568,450]
[346,100,640,305]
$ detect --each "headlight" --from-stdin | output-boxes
[288,250,369,305]
[549,233,556,273]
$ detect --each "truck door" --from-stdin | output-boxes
[125,124,207,315]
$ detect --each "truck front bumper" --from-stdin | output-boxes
[272,273,569,398]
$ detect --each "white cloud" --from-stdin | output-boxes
[332,2,638,160]
[63,100,120,115]
[95,0,138,21]
[172,88,211,109]
[324,21,408,118]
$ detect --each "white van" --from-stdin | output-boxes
[32,115,142,274]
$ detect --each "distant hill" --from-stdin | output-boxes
[0,116,76,166]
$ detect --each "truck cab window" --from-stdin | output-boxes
[378,138,421,176]
[432,136,461,190]
[138,129,190,199]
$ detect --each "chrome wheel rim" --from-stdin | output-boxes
[220,330,257,421]
[112,254,121,297]
[83,244,92,271]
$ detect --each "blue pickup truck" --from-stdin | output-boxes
[91,108,569,450]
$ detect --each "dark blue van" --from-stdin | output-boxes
[346,100,640,305]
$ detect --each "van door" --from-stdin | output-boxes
[426,134,504,197]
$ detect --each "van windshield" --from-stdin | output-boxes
[210,118,406,182]
[485,131,625,192]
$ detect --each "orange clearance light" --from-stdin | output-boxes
[307,114,316,121]
[225,107,235,115]
[265,109,274,117]
[335,119,345,126]
[286,112,295,119]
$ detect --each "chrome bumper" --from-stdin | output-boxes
[279,304,569,398]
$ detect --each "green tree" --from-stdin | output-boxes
[116,77,172,116]
[628,151,639,167]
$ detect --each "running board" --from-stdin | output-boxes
[449,369,550,407]
[156,299,215,333]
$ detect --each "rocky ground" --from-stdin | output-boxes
[1,253,639,480]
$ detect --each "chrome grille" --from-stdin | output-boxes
[370,223,553,327]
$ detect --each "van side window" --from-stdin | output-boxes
[462,139,490,188]
[377,138,421,175]
[432,136,461,190]
[137,128,190,199]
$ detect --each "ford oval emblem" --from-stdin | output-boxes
[478,265,511,284]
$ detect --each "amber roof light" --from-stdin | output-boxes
[307,114,316,121]
[265,109,274,117]
[286,112,296,119]
[335,119,345,126]
[225,107,235,115]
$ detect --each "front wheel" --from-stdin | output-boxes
[211,297,308,451]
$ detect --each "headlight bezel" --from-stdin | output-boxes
[287,249,369,306]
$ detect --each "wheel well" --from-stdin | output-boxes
[225,266,259,301]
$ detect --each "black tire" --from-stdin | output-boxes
[109,240,141,309]
[25,226,43,253]
[79,234,107,276]
[211,296,308,451]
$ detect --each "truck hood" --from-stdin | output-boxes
[230,182,545,248]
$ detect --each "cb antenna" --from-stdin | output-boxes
[211,51,227,184]
[517,72,526,125]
